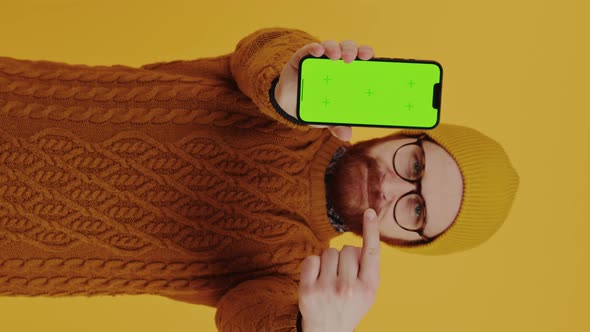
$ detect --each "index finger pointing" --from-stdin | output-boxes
[359,209,381,285]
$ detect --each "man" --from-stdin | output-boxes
[0,27,518,331]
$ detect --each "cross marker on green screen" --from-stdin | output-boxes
[408,80,416,87]
[322,97,330,108]
[323,75,332,84]
[405,103,414,111]
[365,89,373,96]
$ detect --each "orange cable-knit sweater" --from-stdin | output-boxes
[0,27,352,332]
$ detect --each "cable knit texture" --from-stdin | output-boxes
[0,27,350,332]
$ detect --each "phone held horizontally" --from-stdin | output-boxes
[297,55,442,129]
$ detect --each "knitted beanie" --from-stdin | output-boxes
[390,123,519,255]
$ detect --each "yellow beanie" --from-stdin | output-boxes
[392,123,519,255]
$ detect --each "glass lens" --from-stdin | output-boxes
[393,144,425,181]
[394,193,427,231]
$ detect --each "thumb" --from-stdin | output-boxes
[329,126,352,142]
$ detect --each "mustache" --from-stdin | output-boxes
[327,147,381,226]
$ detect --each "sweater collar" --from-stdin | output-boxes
[325,146,349,233]
[309,134,351,243]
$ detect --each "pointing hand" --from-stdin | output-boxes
[298,208,381,332]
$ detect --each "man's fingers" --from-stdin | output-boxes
[340,40,358,63]
[358,209,381,286]
[329,126,352,142]
[299,255,320,287]
[288,42,324,71]
[308,125,352,142]
[338,245,361,283]
[320,40,341,60]
[318,248,339,283]
[358,45,375,60]
[289,40,375,72]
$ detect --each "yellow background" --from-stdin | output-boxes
[0,0,588,331]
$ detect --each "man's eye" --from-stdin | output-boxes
[408,156,422,177]
[414,160,421,175]
[414,203,423,217]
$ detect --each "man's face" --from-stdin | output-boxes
[326,134,463,245]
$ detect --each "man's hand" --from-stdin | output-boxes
[275,40,375,142]
[298,208,381,332]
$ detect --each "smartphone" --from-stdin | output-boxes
[297,55,442,129]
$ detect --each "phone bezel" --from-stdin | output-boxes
[296,55,443,129]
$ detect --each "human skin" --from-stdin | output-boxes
[299,209,380,332]
[276,40,463,332]
[276,40,463,244]
[326,132,463,245]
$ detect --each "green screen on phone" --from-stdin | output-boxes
[297,56,442,129]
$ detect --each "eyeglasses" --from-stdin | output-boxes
[391,134,433,242]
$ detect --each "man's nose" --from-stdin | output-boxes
[379,167,417,203]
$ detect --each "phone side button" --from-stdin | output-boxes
[432,83,441,109]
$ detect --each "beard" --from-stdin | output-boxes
[326,133,404,237]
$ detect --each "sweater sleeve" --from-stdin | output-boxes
[229,27,322,130]
[215,275,303,332]
[269,76,308,126]
[138,27,321,129]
